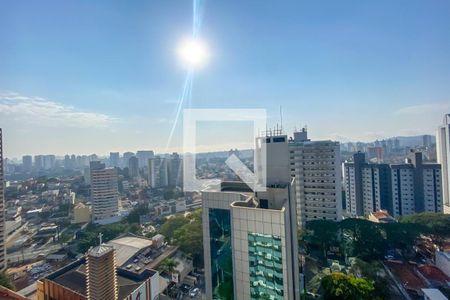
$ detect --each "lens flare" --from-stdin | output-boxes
[178,39,210,69]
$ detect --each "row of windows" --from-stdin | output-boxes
[248,232,284,300]
[304,192,337,196]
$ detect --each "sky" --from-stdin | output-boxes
[1,0,450,158]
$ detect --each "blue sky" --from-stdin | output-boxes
[1,0,450,157]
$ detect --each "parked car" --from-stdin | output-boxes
[180,284,191,294]
[189,288,199,298]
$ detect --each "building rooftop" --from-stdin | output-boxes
[0,286,29,300]
[74,202,88,209]
[421,288,448,300]
[52,264,86,296]
[107,236,153,266]
[288,139,338,146]
[104,234,179,275]
[385,261,426,292]
[42,257,156,300]
[369,210,396,223]
[417,265,450,286]
[390,164,414,169]
[220,181,253,193]
[88,244,114,258]
[437,251,450,261]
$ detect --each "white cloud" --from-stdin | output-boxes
[395,102,450,115]
[0,92,116,128]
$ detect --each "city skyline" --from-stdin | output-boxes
[1,1,450,157]
[1,131,438,161]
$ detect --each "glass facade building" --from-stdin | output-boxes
[209,208,233,299]
[248,232,284,299]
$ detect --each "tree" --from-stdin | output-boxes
[123,204,149,224]
[382,222,421,257]
[340,219,385,261]
[159,258,179,275]
[349,259,390,300]
[399,213,450,237]
[321,272,375,300]
[159,215,190,241]
[0,272,15,291]
[171,210,203,267]
[304,220,339,259]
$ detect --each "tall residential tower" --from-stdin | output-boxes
[90,161,119,224]
[289,128,343,226]
[0,129,6,271]
[343,151,442,218]
[437,113,450,212]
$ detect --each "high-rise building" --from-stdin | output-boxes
[394,138,401,150]
[109,152,120,168]
[289,128,343,226]
[22,155,33,172]
[423,134,433,148]
[86,242,118,300]
[168,152,182,187]
[128,156,139,180]
[64,154,71,169]
[202,132,300,300]
[0,129,6,271]
[136,150,154,169]
[344,152,365,216]
[84,166,91,185]
[392,150,442,217]
[344,153,392,216]
[122,151,135,168]
[437,113,450,211]
[34,155,44,171]
[148,156,168,188]
[344,151,442,218]
[43,155,56,170]
[90,161,119,223]
[367,146,384,162]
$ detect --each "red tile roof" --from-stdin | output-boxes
[418,265,450,285]
[385,261,426,292]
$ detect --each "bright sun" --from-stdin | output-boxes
[178,38,210,69]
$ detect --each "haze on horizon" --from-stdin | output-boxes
[1,0,450,158]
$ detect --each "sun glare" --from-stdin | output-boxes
[178,38,210,69]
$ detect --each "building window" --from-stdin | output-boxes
[248,232,284,299]
[208,208,233,298]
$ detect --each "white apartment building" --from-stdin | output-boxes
[391,165,416,217]
[0,129,6,271]
[289,128,342,226]
[361,166,382,214]
[344,151,442,218]
[423,167,443,213]
[148,156,168,188]
[437,113,450,211]
[90,161,119,223]
[344,162,358,216]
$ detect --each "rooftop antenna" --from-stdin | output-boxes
[279,105,283,133]
[98,232,103,245]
